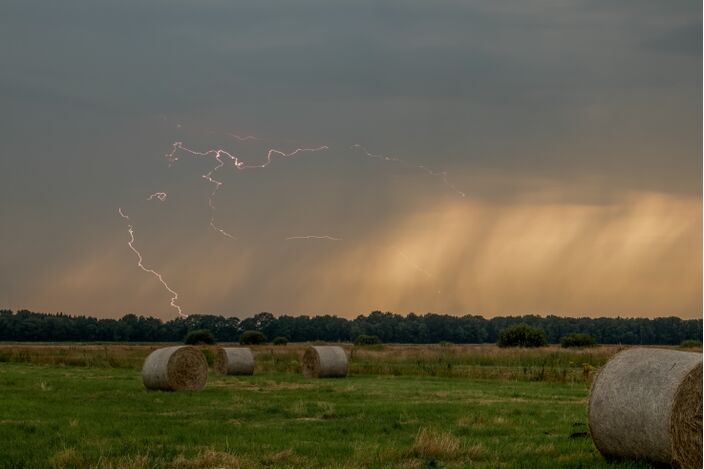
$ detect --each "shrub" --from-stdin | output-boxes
[354,335,382,346]
[680,340,702,348]
[200,348,215,366]
[239,330,267,345]
[560,333,597,348]
[184,329,215,345]
[497,324,547,348]
[272,336,288,346]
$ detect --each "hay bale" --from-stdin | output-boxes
[302,345,348,378]
[588,347,702,469]
[142,346,208,391]
[215,347,255,375]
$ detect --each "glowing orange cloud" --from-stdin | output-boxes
[20,190,701,319]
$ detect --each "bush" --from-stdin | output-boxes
[680,340,702,348]
[239,330,267,345]
[200,348,215,366]
[497,324,548,348]
[272,336,288,346]
[354,335,382,346]
[184,329,215,345]
[560,333,597,348]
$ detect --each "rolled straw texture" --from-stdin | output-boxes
[588,347,702,469]
[302,346,348,378]
[142,346,208,391]
[215,347,255,375]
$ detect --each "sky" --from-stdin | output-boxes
[0,0,701,319]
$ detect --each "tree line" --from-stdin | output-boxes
[0,309,700,345]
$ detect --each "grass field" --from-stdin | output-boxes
[0,343,682,468]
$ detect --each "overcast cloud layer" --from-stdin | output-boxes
[1,1,700,319]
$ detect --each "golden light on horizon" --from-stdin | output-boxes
[306,190,701,317]
[24,188,699,320]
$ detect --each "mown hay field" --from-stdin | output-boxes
[0,343,692,468]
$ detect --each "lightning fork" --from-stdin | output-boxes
[351,144,466,198]
[118,208,185,318]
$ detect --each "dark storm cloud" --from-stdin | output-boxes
[644,22,702,56]
[1,1,698,102]
[0,0,700,317]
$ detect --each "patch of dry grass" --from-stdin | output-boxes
[409,427,462,460]
[97,455,151,469]
[171,450,244,469]
[0,344,157,369]
[0,342,626,382]
[289,400,336,419]
[50,448,85,469]
[408,427,487,464]
[259,448,309,467]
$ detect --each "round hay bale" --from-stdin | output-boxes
[302,345,348,378]
[142,346,208,391]
[215,347,255,375]
[588,347,702,469]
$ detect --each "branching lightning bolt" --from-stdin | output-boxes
[227,133,259,141]
[351,144,466,198]
[285,235,342,241]
[202,150,237,239]
[118,208,186,318]
[120,135,460,317]
[239,145,330,170]
[165,142,239,239]
[147,192,167,202]
[165,142,329,239]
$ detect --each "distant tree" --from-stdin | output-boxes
[240,312,275,334]
[240,330,267,345]
[560,333,597,348]
[184,329,215,345]
[354,334,382,346]
[272,336,288,345]
[0,309,701,345]
[497,324,548,348]
[680,340,702,348]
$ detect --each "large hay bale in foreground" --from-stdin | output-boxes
[588,347,702,469]
[142,346,208,391]
[215,347,255,375]
[302,346,348,378]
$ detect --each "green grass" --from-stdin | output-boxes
[0,359,656,468]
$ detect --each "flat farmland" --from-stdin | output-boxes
[0,344,671,468]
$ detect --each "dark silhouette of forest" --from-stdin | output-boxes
[0,309,700,345]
